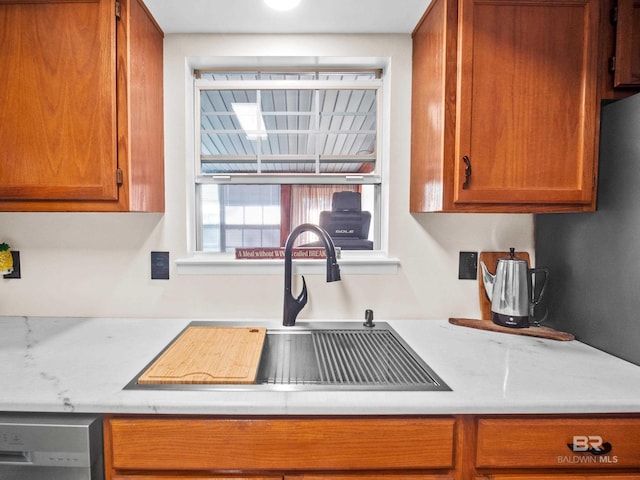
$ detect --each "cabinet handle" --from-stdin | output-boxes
[462,156,472,189]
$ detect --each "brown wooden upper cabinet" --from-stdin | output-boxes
[0,0,164,212]
[410,0,600,213]
[612,0,640,87]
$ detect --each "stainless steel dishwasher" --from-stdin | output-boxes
[0,413,103,480]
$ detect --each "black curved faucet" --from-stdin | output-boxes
[283,223,341,326]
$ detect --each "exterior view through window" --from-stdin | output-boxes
[195,70,382,253]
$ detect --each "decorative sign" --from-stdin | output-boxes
[235,247,340,260]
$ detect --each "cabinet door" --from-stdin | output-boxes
[454,0,599,206]
[613,0,640,87]
[0,0,117,201]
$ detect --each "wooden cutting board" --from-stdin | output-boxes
[138,326,267,384]
[449,318,574,341]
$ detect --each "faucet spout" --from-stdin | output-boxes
[283,223,341,326]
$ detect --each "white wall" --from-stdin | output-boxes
[0,34,534,320]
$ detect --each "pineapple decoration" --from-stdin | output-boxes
[0,242,13,275]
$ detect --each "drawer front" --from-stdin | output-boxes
[107,416,455,471]
[113,477,281,480]
[476,418,640,469]
[290,476,453,479]
[479,476,640,479]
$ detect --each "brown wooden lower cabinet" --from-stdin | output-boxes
[112,474,452,479]
[103,415,640,480]
[113,477,282,480]
[104,416,456,479]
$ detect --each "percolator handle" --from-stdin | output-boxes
[530,267,549,306]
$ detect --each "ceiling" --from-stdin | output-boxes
[143,0,432,34]
[199,72,378,175]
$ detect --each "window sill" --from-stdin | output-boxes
[175,251,399,275]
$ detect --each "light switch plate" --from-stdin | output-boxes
[151,251,170,280]
[458,251,477,280]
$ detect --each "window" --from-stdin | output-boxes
[194,69,383,254]
[200,184,281,252]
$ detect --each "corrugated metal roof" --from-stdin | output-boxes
[198,72,378,175]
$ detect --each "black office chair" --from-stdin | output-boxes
[318,191,373,250]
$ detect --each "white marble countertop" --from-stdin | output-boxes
[1,316,639,415]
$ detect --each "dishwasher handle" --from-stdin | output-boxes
[0,450,31,464]
[0,450,91,468]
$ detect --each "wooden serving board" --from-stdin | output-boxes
[138,326,267,384]
[449,318,574,341]
[478,251,530,321]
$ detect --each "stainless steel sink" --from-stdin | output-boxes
[126,322,450,392]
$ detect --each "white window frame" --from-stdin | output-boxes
[176,64,399,275]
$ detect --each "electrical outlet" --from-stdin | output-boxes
[3,251,21,279]
[458,251,477,280]
[151,251,170,280]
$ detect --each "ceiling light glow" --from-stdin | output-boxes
[265,0,301,11]
[232,103,267,141]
